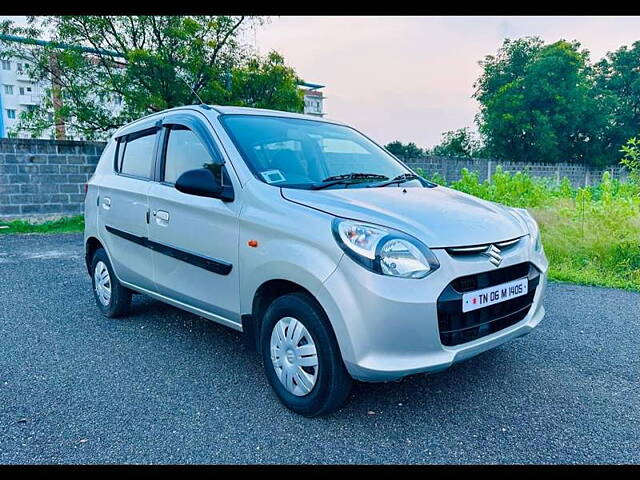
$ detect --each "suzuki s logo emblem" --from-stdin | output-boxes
[483,244,503,267]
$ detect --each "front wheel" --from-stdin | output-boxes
[260,293,352,417]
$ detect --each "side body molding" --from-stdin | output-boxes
[105,225,232,276]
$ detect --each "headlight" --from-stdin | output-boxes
[515,208,542,252]
[332,218,439,278]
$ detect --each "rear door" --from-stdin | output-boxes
[98,124,159,291]
[146,113,241,325]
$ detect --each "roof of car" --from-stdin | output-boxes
[205,105,342,123]
[112,105,344,139]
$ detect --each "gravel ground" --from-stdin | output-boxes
[0,233,638,464]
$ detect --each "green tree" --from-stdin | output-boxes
[620,136,640,183]
[594,42,640,163]
[229,51,303,111]
[0,16,303,140]
[384,140,425,159]
[474,37,608,165]
[430,127,484,157]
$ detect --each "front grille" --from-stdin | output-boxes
[445,237,523,256]
[451,262,531,293]
[437,262,540,347]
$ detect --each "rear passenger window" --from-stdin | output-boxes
[119,131,156,179]
[163,126,225,185]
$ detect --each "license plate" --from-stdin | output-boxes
[462,277,528,313]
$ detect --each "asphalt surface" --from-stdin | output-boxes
[0,233,638,464]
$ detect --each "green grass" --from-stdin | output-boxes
[531,200,640,291]
[2,167,640,291]
[419,166,640,291]
[0,215,84,234]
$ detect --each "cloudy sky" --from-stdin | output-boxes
[251,16,640,147]
[4,15,640,147]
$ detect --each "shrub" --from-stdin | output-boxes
[448,166,551,208]
[620,136,640,184]
[416,165,640,290]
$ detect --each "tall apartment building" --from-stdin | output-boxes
[0,57,46,139]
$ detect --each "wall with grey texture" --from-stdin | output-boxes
[0,138,106,219]
[0,139,631,220]
[402,156,629,187]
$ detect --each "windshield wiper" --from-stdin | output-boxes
[311,172,389,190]
[368,173,420,188]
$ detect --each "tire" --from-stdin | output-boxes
[91,248,132,318]
[260,292,352,417]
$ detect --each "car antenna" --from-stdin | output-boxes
[175,69,205,105]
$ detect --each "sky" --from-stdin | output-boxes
[4,15,640,148]
[249,16,640,147]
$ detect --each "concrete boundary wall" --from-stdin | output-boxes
[0,139,630,220]
[0,138,106,219]
[402,156,628,187]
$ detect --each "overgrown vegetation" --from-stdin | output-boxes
[0,215,84,234]
[3,165,639,291]
[620,136,640,183]
[416,166,640,290]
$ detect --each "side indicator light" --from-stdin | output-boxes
[248,240,259,248]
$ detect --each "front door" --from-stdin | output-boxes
[147,116,241,324]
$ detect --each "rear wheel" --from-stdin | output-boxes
[91,248,132,318]
[260,292,352,416]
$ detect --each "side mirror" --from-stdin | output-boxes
[175,168,234,202]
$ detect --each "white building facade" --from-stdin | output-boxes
[300,82,326,117]
[0,57,48,139]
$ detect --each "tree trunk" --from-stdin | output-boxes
[49,53,66,140]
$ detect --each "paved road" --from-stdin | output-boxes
[0,233,638,464]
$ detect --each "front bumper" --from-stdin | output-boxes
[316,238,548,382]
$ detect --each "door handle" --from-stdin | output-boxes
[154,210,170,224]
[102,197,111,209]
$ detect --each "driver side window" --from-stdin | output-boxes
[162,125,228,185]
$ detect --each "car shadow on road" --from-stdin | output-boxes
[124,292,263,366]
[120,291,530,422]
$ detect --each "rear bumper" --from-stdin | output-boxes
[316,239,548,382]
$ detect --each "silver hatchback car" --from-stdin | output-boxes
[84,105,548,416]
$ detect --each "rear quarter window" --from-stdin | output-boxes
[118,131,157,179]
[98,140,117,169]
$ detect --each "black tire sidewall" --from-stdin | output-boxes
[260,293,349,416]
[91,248,126,317]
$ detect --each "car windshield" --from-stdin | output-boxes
[220,114,425,190]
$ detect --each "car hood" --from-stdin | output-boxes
[281,185,527,248]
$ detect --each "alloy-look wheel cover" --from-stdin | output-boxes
[270,316,319,396]
[94,261,112,307]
